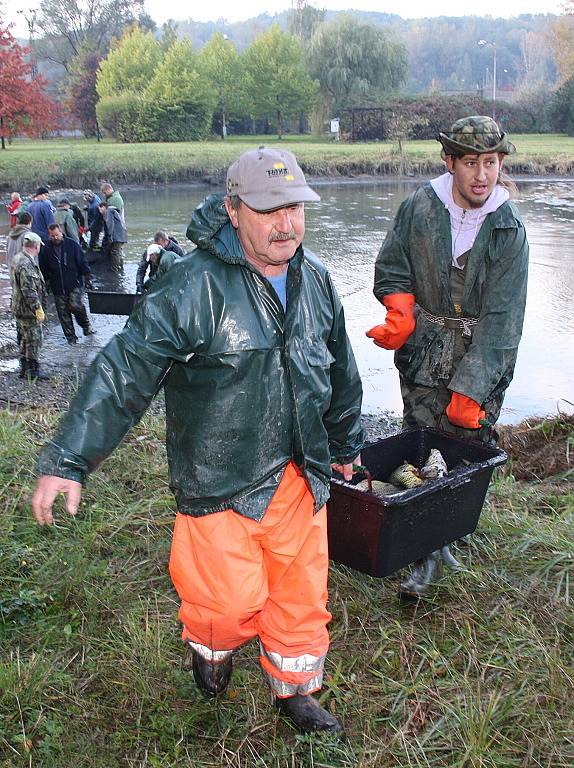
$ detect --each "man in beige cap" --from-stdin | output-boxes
[11,231,50,381]
[31,147,363,735]
[366,115,529,597]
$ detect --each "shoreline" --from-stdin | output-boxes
[1,172,573,215]
[2,133,574,192]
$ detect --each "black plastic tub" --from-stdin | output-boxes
[88,291,140,316]
[327,426,507,578]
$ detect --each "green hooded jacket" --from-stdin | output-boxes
[38,194,364,520]
[373,182,529,407]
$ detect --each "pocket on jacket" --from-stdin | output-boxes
[394,310,442,386]
[303,338,336,368]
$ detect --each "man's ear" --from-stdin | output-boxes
[445,155,455,175]
[224,197,239,229]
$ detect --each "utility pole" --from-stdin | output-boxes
[478,40,497,121]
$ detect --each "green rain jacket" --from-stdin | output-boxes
[38,194,364,521]
[373,182,529,407]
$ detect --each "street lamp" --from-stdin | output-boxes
[478,39,496,121]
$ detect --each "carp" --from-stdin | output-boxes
[420,448,448,480]
[355,479,403,497]
[388,462,424,489]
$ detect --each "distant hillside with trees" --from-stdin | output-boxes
[5,1,574,141]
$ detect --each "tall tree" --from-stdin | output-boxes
[242,25,318,139]
[34,0,149,70]
[146,38,216,138]
[196,33,245,138]
[97,27,162,98]
[548,1,574,85]
[307,14,407,113]
[289,1,325,41]
[0,25,57,149]
[65,48,102,138]
[161,20,179,51]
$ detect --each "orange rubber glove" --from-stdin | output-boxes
[366,293,416,350]
[446,392,486,429]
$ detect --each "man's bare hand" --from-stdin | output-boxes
[331,454,362,482]
[31,475,82,526]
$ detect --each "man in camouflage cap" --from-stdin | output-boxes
[366,115,529,597]
[438,115,516,158]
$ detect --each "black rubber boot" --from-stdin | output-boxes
[276,694,344,734]
[26,361,51,382]
[440,545,462,570]
[398,551,442,599]
[191,651,233,697]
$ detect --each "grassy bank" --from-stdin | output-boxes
[1,134,574,192]
[1,408,573,767]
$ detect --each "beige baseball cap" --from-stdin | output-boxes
[23,232,43,245]
[226,146,320,212]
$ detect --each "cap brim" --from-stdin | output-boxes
[240,186,320,212]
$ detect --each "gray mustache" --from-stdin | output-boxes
[269,231,296,242]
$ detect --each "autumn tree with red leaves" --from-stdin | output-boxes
[0,25,57,149]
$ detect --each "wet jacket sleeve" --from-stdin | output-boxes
[373,198,414,300]
[38,249,49,288]
[74,242,91,280]
[135,254,148,292]
[66,215,80,242]
[168,239,185,257]
[37,290,193,484]
[448,225,529,404]
[324,276,364,463]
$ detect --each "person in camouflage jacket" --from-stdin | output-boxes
[367,116,529,597]
[10,232,49,381]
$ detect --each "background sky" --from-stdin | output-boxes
[4,0,564,37]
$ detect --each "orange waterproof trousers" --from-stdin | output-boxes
[169,462,331,697]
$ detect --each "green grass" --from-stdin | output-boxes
[1,134,574,192]
[1,407,573,766]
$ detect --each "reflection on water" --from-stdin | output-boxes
[28,179,574,423]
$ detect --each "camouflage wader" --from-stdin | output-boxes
[54,286,93,343]
[16,318,43,365]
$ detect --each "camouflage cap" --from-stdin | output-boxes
[437,115,515,157]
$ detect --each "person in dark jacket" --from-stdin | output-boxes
[39,223,96,344]
[32,147,364,736]
[69,202,86,240]
[135,232,184,293]
[367,116,529,597]
[98,201,127,271]
[27,186,56,243]
[83,190,103,249]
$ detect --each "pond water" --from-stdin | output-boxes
[5,178,574,424]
